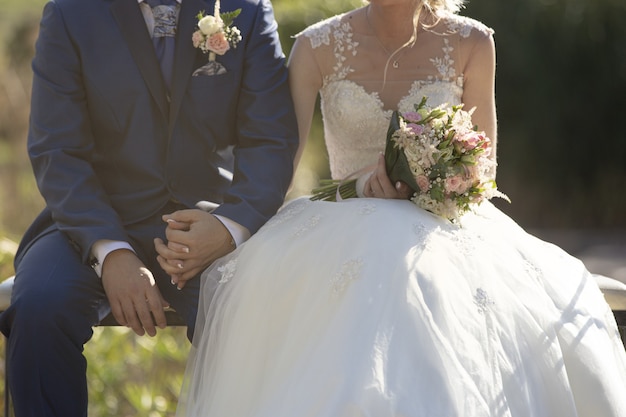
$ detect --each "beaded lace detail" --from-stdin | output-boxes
[330,258,364,295]
[263,199,310,230]
[358,201,377,215]
[474,288,495,314]
[217,259,238,284]
[300,13,491,180]
[292,215,322,238]
[443,13,494,39]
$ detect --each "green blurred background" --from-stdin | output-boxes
[0,0,624,415]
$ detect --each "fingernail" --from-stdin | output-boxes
[182,247,190,253]
[166,219,175,223]
[171,279,176,285]
[395,182,401,189]
[177,263,184,269]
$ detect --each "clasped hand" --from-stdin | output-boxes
[154,208,235,290]
[100,210,233,337]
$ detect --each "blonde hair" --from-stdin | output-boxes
[379,0,465,84]
[423,0,465,14]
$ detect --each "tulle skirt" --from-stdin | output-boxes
[177,197,626,417]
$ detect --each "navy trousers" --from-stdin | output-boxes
[0,202,201,417]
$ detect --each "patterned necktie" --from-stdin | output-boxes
[145,0,178,91]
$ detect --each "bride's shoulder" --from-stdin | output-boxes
[295,11,356,49]
[434,13,494,40]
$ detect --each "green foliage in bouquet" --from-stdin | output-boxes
[384,110,419,193]
[310,178,358,201]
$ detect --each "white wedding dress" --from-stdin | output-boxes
[177,12,626,417]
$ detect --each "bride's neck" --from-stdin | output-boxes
[365,2,422,40]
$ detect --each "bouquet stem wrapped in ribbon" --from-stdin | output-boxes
[311,97,509,221]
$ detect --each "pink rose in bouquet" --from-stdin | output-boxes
[384,97,508,221]
[416,175,430,193]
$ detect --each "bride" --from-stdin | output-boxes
[175,0,626,415]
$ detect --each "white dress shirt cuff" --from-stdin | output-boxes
[90,240,135,278]
[213,215,250,247]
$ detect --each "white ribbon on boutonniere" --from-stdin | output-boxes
[192,0,242,76]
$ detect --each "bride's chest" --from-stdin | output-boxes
[319,78,463,135]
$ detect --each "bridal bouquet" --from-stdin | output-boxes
[311,97,508,221]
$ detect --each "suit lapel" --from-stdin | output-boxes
[110,0,169,118]
[169,0,212,129]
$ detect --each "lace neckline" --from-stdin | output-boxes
[306,13,476,111]
[326,78,464,114]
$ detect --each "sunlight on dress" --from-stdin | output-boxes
[177,11,626,417]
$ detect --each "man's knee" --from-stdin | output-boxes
[8,231,106,335]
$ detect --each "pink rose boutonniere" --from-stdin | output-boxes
[192,0,242,76]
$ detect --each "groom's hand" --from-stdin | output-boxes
[154,209,235,289]
[101,249,169,337]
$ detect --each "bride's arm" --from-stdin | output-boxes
[461,30,498,165]
[287,36,323,170]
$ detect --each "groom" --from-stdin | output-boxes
[0,0,298,415]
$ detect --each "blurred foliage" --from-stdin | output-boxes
[462,0,626,227]
[85,326,190,417]
[0,0,625,414]
[0,238,17,279]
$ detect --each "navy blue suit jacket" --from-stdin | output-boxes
[21,0,298,265]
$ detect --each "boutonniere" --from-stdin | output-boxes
[192,0,242,76]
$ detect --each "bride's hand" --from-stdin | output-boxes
[362,154,413,199]
[154,209,235,289]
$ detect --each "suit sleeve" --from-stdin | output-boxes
[211,0,300,234]
[28,2,130,263]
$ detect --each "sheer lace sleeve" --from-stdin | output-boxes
[297,14,358,83]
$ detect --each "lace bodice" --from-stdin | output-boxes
[299,11,494,179]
